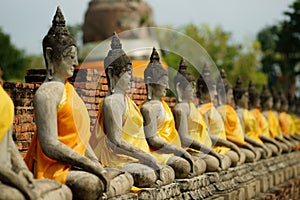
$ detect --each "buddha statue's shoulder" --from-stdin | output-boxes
[173,103,189,115]
[103,93,126,111]
[140,100,163,115]
[35,81,65,103]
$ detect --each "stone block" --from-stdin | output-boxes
[242,180,256,200]
[137,183,180,200]
[258,176,269,193]
[100,193,138,200]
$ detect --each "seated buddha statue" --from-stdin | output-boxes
[216,69,258,163]
[91,33,175,189]
[173,59,231,172]
[248,81,281,155]
[233,77,271,159]
[279,93,299,148]
[24,7,133,200]
[0,83,72,200]
[260,85,292,153]
[141,48,206,179]
[197,65,245,167]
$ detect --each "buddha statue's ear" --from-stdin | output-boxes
[107,66,115,94]
[45,47,54,80]
[175,82,182,103]
[146,76,152,100]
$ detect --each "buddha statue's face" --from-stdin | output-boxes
[152,75,169,98]
[182,81,196,101]
[55,45,78,79]
[265,97,273,110]
[226,88,233,105]
[115,64,133,92]
[274,100,281,111]
[238,92,249,109]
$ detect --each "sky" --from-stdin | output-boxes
[0,0,295,55]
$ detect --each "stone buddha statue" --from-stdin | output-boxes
[260,85,292,153]
[0,83,72,200]
[91,32,175,189]
[141,48,206,179]
[173,59,231,172]
[233,77,271,159]
[248,81,281,156]
[197,65,245,167]
[24,7,133,200]
[217,69,258,163]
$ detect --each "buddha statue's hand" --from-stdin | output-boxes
[182,152,195,174]
[96,168,111,192]
[18,169,34,185]
[262,145,272,158]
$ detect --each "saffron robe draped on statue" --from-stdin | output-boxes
[25,82,90,184]
[279,112,296,135]
[243,109,263,144]
[265,110,283,138]
[91,96,171,167]
[217,104,247,146]
[198,103,230,154]
[0,85,14,142]
[251,108,271,138]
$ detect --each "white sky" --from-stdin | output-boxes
[0,0,294,55]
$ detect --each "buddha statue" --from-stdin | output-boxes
[24,7,133,200]
[197,65,245,167]
[233,77,271,159]
[91,33,175,189]
[248,81,281,155]
[217,69,258,163]
[141,48,206,179]
[0,83,72,200]
[260,85,292,153]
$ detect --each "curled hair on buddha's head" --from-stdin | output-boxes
[174,58,195,102]
[233,76,246,104]
[248,80,260,109]
[197,64,215,100]
[144,47,168,100]
[104,32,132,94]
[42,6,77,80]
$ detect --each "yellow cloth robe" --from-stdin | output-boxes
[279,112,296,135]
[266,110,283,138]
[25,82,90,183]
[92,96,171,167]
[251,108,271,138]
[198,103,230,154]
[243,109,263,144]
[0,85,14,142]
[217,105,247,146]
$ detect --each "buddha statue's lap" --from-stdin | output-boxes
[24,8,133,200]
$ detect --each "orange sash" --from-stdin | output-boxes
[199,103,230,154]
[279,112,296,135]
[158,100,182,147]
[251,108,270,138]
[243,109,263,144]
[25,82,90,183]
[0,85,14,142]
[217,105,247,145]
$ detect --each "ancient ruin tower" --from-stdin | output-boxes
[83,0,154,43]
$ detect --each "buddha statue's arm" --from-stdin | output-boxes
[210,135,242,157]
[102,98,161,169]
[34,84,109,182]
[141,104,193,162]
[173,104,223,163]
[244,135,270,157]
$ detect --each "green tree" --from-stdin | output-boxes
[158,23,266,90]
[258,0,300,96]
[0,28,30,82]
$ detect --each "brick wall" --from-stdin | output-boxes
[3,68,176,155]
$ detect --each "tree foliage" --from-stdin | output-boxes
[0,28,30,81]
[257,0,300,96]
[158,23,266,90]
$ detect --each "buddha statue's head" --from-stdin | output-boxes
[233,76,248,109]
[197,64,216,104]
[42,6,77,80]
[248,80,260,109]
[271,88,281,112]
[260,85,273,111]
[144,47,168,100]
[173,58,195,103]
[280,91,289,112]
[287,92,296,114]
[217,69,233,106]
[104,32,132,94]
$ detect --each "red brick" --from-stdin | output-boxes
[13,125,21,133]
[15,132,31,141]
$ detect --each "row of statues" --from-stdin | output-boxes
[1,6,300,200]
